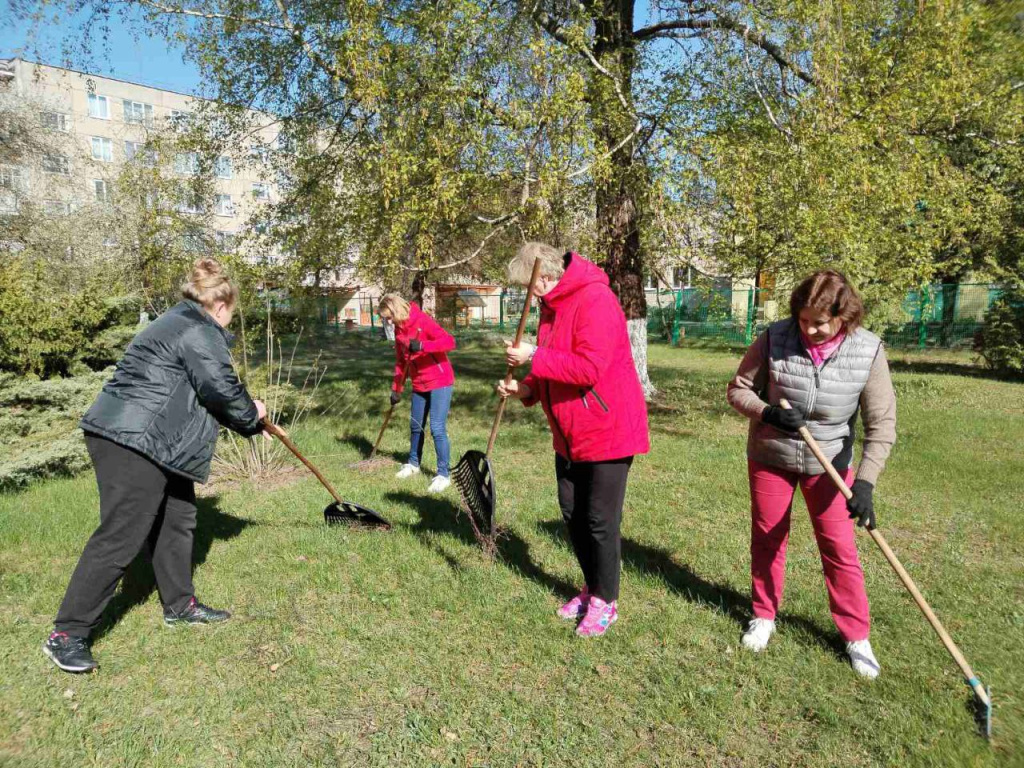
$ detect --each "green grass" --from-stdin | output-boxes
[2,335,1022,767]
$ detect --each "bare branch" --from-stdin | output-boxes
[401,215,519,272]
[633,13,816,86]
[135,0,290,32]
[271,0,352,87]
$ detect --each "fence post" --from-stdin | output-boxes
[917,288,928,350]
[671,289,682,346]
[499,289,505,331]
[370,296,376,331]
[745,288,755,344]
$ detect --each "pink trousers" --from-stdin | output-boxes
[748,460,870,641]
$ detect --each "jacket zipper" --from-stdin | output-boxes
[801,336,845,472]
[539,310,573,464]
[579,387,610,413]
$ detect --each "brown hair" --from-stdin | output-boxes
[789,270,864,331]
[181,258,238,309]
[378,293,411,323]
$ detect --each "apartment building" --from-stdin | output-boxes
[0,57,279,254]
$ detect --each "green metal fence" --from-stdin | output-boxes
[295,283,1003,351]
[649,283,1003,349]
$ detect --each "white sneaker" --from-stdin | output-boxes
[427,475,451,493]
[395,464,421,479]
[741,618,776,652]
[846,639,881,679]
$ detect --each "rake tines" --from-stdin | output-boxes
[452,450,496,550]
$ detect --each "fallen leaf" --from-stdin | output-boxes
[62,689,75,700]
[270,663,280,672]
[595,664,611,677]
[442,729,458,742]
[296,555,308,562]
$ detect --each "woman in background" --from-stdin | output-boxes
[378,294,457,494]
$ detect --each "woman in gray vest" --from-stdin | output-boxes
[727,270,896,678]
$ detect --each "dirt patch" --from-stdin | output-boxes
[199,463,308,497]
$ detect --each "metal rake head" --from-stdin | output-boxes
[452,450,495,541]
[324,501,391,530]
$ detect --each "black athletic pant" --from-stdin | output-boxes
[54,435,197,637]
[555,455,633,603]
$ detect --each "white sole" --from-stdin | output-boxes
[42,643,96,673]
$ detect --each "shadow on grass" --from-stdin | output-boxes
[336,433,406,465]
[537,520,844,657]
[92,496,251,642]
[385,490,575,599]
[887,358,1014,381]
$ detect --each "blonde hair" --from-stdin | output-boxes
[508,241,566,285]
[378,293,411,323]
[181,258,238,308]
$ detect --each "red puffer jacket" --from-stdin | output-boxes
[521,253,650,462]
[392,303,456,394]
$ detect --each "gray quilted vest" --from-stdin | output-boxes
[748,318,882,475]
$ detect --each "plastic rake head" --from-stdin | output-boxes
[452,450,495,540]
[323,501,391,530]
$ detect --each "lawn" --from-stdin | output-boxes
[1,334,1022,767]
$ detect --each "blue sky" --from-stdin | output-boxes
[0,2,202,95]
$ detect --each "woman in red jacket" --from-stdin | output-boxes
[378,294,457,493]
[499,242,650,637]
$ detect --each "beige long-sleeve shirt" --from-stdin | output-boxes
[727,332,897,485]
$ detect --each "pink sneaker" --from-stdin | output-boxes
[557,588,590,621]
[575,596,617,637]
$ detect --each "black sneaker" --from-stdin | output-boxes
[42,631,98,673]
[163,597,231,626]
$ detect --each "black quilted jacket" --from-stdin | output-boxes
[80,300,261,482]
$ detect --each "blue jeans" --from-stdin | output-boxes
[409,385,453,477]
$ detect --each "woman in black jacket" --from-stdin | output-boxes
[43,259,268,673]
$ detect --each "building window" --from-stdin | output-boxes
[174,152,200,176]
[94,179,110,203]
[215,156,232,179]
[122,99,154,127]
[647,274,659,290]
[672,265,693,289]
[214,194,234,217]
[215,231,236,251]
[88,94,110,120]
[102,236,118,247]
[178,193,205,215]
[124,140,158,167]
[43,200,72,215]
[251,182,269,201]
[42,153,70,175]
[0,166,26,192]
[169,110,189,132]
[183,231,206,252]
[90,137,114,163]
[40,111,70,132]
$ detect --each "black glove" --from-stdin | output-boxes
[409,339,423,353]
[390,391,401,407]
[847,479,875,529]
[761,404,806,432]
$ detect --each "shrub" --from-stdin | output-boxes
[0,258,139,378]
[0,368,112,491]
[975,286,1024,377]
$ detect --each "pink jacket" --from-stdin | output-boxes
[522,253,650,462]
[392,303,456,393]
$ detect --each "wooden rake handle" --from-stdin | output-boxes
[369,329,422,461]
[778,399,990,708]
[263,419,345,506]
[486,257,543,456]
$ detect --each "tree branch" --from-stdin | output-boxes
[270,0,352,87]
[633,14,816,86]
[400,215,519,272]
[134,0,290,32]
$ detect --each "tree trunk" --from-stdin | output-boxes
[590,0,655,398]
